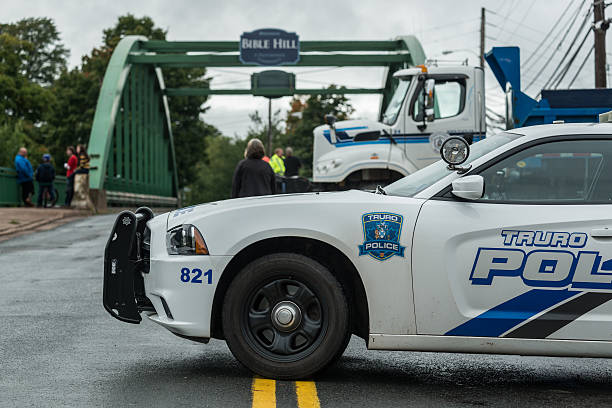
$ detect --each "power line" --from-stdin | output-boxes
[211,78,251,86]
[207,68,252,76]
[540,7,593,91]
[524,0,587,80]
[415,18,479,36]
[495,0,522,38]
[551,25,594,89]
[568,45,595,87]
[527,3,592,91]
[421,30,479,46]
[484,28,550,46]
[507,1,538,39]
[485,11,546,35]
[520,0,580,68]
[486,106,505,121]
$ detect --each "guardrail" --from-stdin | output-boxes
[0,167,67,206]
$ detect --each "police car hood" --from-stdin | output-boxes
[167,190,387,230]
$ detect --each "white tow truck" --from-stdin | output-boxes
[312,64,485,189]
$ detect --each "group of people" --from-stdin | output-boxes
[13,145,90,207]
[231,140,302,198]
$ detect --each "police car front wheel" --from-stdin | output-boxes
[222,253,350,379]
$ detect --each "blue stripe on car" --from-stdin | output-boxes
[445,289,580,337]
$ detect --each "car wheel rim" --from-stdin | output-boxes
[242,278,325,362]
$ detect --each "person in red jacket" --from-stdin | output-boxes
[63,146,78,207]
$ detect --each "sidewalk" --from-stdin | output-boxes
[0,208,91,241]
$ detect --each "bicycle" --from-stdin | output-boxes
[38,183,59,208]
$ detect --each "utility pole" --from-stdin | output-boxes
[480,7,485,69]
[594,0,608,88]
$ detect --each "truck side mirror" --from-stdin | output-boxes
[324,114,337,129]
[324,114,338,143]
[424,79,435,122]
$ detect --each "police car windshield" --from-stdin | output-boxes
[384,132,521,197]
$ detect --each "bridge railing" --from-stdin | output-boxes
[0,167,67,206]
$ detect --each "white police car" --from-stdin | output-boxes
[104,122,612,379]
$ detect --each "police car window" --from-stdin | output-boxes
[385,132,519,197]
[413,79,465,121]
[479,139,612,203]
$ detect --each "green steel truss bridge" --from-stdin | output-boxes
[87,35,426,208]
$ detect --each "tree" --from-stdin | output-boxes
[281,88,354,176]
[0,26,57,169]
[245,109,285,153]
[0,120,48,170]
[0,17,69,85]
[80,14,166,81]
[45,68,99,167]
[164,67,214,187]
[186,134,247,204]
[0,33,55,124]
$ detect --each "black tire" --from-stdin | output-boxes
[49,188,58,207]
[222,253,350,379]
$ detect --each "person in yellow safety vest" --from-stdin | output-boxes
[269,148,285,175]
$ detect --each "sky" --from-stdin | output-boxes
[2,0,607,137]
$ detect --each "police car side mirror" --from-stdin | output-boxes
[451,175,484,200]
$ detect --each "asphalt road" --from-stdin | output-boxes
[2,214,612,407]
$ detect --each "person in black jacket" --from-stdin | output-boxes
[35,154,56,207]
[232,138,276,198]
[283,146,302,177]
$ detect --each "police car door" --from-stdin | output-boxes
[412,137,612,341]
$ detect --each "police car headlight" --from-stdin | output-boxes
[166,224,209,255]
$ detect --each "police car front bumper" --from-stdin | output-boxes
[103,207,155,324]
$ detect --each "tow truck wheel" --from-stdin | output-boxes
[222,253,350,379]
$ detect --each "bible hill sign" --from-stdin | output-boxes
[240,29,300,66]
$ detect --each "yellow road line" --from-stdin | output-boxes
[252,376,276,408]
[295,380,321,408]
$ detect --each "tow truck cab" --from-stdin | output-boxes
[312,64,485,189]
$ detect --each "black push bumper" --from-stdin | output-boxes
[103,207,155,324]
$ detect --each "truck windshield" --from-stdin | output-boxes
[384,132,522,197]
[382,77,412,125]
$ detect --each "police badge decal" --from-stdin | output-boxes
[358,212,405,261]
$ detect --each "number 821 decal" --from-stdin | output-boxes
[180,268,212,284]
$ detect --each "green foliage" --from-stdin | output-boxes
[45,68,98,167]
[0,20,62,170]
[186,134,247,204]
[0,33,56,124]
[245,109,285,155]
[102,14,166,48]
[281,88,354,176]
[164,66,212,187]
[0,17,69,85]
[0,120,48,170]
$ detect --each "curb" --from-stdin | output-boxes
[0,210,92,237]
[0,214,65,237]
